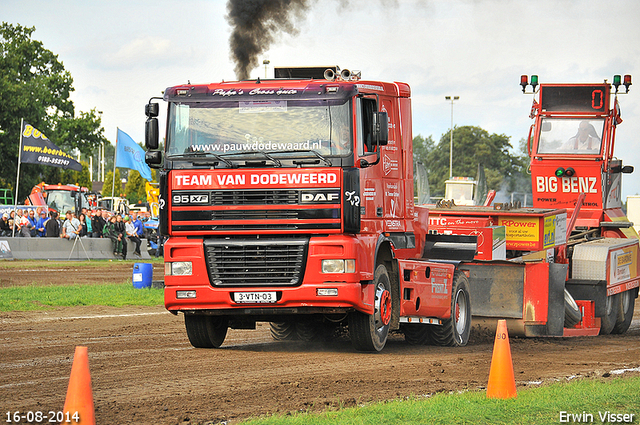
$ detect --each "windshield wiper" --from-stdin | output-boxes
[221,151,282,167]
[268,150,333,167]
[168,152,236,168]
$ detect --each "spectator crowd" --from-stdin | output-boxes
[0,208,146,259]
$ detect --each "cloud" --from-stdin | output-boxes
[102,37,176,69]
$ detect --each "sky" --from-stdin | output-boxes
[3,0,640,199]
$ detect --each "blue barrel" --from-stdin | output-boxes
[132,263,153,289]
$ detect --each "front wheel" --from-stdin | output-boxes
[184,314,228,348]
[612,289,636,334]
[431,271,471,347]
[349,264,392,352]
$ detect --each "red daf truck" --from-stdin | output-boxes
[144,68,638,351]
[144,67,472,351]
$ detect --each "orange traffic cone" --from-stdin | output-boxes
[486,320,517,399]
[62,346,96,425]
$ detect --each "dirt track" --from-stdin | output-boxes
[0,262,165,287]
[1,264,639,425]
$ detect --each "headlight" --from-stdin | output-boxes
[321,259,355,273]
[165,261,192,276]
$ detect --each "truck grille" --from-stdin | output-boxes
[204,237,308,287]
[171,189,341,233]
[212,190,298,205]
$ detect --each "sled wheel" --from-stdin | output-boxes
[431,271,471,347]
[564,289,582,328]
[599,293,620,335]
[184,314,228,348]
[612,289,636,334]
[349,264,392,352]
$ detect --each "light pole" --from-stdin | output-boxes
[263,59,270,78]
[445,96,459,179]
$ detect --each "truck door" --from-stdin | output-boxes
[356,96,404,233]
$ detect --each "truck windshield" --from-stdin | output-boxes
[537,118,604,154]
[46,190,89,214]
[166,99,351,158]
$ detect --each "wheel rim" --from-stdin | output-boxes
[454,288,469,338]
[374,283,392,328]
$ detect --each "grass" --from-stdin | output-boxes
[0,282,164,311]
[0,257,164,270]
[238,376,640,425]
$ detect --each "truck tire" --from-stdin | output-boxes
[270,322,297,341]
[564,289,582,328]
[349,264,392,352]
[402,324,432,345]
[612,289,636,334]
[431,271,471,347]
[184,314,228,348]
[295,321,319,342]
[599,293,620,335]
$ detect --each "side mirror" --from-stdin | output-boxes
[145,118,159,150]
[374,111,388,146]
[622,165,634,174]
[145,102,159,118]
[145,150,163,169]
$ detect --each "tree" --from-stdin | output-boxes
[59,161,92,190]
[424,125,528,197]
[0,22,108,199]
[124,170,147,204]
[413,134,435,165]
[102,171,116,197]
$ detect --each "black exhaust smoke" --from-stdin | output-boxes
[227,0,314,81]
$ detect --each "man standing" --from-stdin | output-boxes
[45,211,60,238]
[35,210,48,237]
[61,211,81,240]
[27,210,38,237]
[114,214,127,259]
[91,209,106,238]
[131,212,144,238]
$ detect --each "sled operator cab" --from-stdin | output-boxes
[522,74,635,235]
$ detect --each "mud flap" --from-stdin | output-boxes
[460,262,525,319]
[541,262,569,337]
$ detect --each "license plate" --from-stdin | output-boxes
[233,291,277,303]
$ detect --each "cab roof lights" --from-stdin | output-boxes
[520,75,538,93]
[522,75,632,94]
[613,75,632,92]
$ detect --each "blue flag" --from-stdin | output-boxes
[115,128,152,181]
